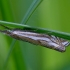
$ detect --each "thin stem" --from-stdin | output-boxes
[0,20,70,40]
[2,0,43,69]
[3,39,16,70]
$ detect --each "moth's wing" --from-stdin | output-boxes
[40,40,66,52]
[60,38,70,47]
[51,35,70,47]
[38,35,70,52]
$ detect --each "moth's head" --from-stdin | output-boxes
[0,30,13,36]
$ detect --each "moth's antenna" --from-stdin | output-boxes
[0,30,4,33]
[0,24,11,30]
[0,24,11,34]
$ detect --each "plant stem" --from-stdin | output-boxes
[0,20,70,40]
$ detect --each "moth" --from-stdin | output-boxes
[0,24,70,52]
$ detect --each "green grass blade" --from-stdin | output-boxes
[2,0,43,69]
[0,20,70,40]
[21,0,43,24]
[3,39,16,70]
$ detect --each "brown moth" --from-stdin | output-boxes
[0,24,70,52]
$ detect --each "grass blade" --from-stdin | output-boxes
[3,39,16,69]
[0,20,70,40]
[21,0,43,24]
[2,0,43,69]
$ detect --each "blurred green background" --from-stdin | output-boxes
[0,0,70,70]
